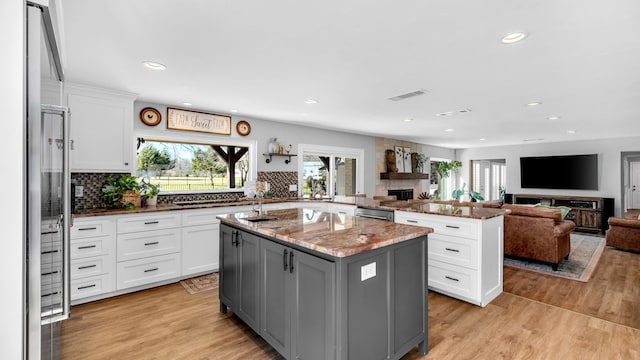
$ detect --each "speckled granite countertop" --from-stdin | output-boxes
[73,195,507,220]
[217,208,432,258]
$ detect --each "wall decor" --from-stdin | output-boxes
[394,146,404,172]
[236,120,251,136]
[139,107,161,126]
[167,107,231,135]
[403,147,412,173]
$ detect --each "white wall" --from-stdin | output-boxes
[457,136,640,216]
[1,0,25,358]
[133,101,378,196]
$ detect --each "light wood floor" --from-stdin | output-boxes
[61,247,640,360]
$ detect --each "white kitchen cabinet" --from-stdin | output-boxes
[327,203,356,216]
[181,209,220,276]
[394,211,503,307]
[290,201,329,212]
[64,82,136,172]
[69,216,116,303]
[116,212,182,290]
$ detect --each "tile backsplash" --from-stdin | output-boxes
[72,171,298,211]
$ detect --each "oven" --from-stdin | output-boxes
[354,207,395,222]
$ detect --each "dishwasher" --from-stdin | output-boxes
[354,206,395,222]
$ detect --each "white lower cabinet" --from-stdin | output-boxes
[395,210,503,307]
[116,212,182,291]
[69,216,116,302]
[181,209,220,276]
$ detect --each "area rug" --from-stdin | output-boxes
[180,272,219,294]
[504,233,606,282]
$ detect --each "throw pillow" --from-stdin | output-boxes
[534,204,571,221]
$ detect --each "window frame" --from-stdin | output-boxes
[297,144,365,198]
[133,129,257,195]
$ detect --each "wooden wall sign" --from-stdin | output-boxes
[167,107,232,135]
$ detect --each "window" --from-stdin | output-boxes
[471,159,506,201]
[135,135,256,193]
[298,144,364,198]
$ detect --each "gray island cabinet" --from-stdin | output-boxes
[218,208,431,360]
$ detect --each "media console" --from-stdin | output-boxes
[512,194,614,235]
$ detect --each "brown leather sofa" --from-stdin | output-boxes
[502,204,577,270]
[606,211,640,252]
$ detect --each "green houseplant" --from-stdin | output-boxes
[99,175,141,210]
[452,183,485,202]
[139,178,160,207]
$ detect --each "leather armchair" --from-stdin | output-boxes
[502,204,576,270]
[606,217,640,253]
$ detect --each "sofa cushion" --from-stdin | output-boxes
[534,204,572,221]
[554,220,577,236]
[608,217,640,229]
[502,204,562,222]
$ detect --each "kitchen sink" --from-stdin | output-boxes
[241,216,279,222]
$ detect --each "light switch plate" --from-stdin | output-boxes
[75,185,84,197]
[289,184,298,191]
[361,262,376,281]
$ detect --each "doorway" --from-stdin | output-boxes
[470,159,506,202]
[621,152,640,212]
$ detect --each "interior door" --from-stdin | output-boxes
[630,161,640,209]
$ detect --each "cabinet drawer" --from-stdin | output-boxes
[117,212,181,233]
[181,209,220,227]
[71,217,116,239]
[395,213,432,228]
[428,260,478,301]
[428,233,478,269]
[70,236,112,260]
[116,253,181,290]
[71,273,115,300]
[421,215,479,239]
[117,228,181,262]
[71,255,112,280]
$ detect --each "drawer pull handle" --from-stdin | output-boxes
[445,225,460,229]
[144,268,159,273]
[78,264,97,270]
[77,245,96,250]
[42,270,59,276]
[41,249,59,254]
[78,227,97,231]
[407,220,418,224]
[338,211,347,215]
[445,276,460,282]
[144,241,159,246]
[144,221,159,225]
[77,284,96,290]
[445,248,460,253]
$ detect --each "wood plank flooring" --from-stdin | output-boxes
[61,247,640,359]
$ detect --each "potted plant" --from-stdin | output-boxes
[99,175,141,210]
[139,178,160,207]
[263,190,273,199]
[452,182,485,202]
[414,153,428,173]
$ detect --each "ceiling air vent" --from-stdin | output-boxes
[388,89,428,101]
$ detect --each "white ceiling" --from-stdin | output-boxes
[59,0,640,149]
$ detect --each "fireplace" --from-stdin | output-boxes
[388,189,413,201]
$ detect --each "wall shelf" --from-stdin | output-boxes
[263,153,297,164]
[380,172,429,180]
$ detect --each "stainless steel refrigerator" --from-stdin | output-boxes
[26,1,70,359]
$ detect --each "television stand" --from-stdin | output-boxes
[512,194,614,235]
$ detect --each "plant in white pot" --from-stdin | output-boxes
[139,178,160,207]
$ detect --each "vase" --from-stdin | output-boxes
[145,195,158,208]
[385,149,397,172]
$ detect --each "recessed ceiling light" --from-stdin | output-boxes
[526,102,542,107]
[230,109,238,113]
[437,111,454,117]
[403,118,413,122]
[567,130,576,134]
[479,138,486,141]
[501,32,526,44]
[445,128,455,132]
[548,116,561,120]
[142,61,167,70]
[304,99,318,104]
[458,108,472,113]
[183,102,192,106]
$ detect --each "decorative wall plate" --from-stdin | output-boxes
[139,107,161,126]
[236,120,251,136]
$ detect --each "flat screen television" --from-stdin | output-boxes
[520,154,598,190]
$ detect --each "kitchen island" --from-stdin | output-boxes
[217,207,432,360]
